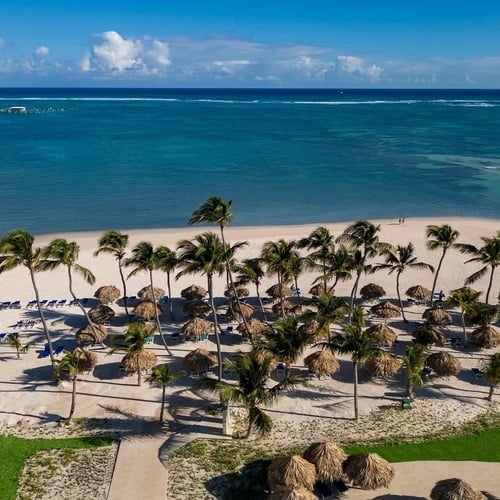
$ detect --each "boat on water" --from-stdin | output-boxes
[6,106,27,114]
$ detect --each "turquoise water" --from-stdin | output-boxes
[0,88,499,234]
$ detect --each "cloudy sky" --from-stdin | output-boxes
[1,0,499,88]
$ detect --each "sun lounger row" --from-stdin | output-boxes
[14,319,38,329]
[0,300,21,309]
[26,298,83,309]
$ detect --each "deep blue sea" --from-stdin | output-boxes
[1,88,499,235]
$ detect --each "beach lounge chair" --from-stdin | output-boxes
[170,332,180,343]
[225,325,234,334]
[0,333,7,342]
[56,299,67,308]
[1,302,11,309]
[47,299,57,307]
[471,368,484,381]
[276,363,285,377]
[145,335,154,344]
[421,367,433,378]
[26,299,37,308]
[40,299,48,307]
[55,346,65,356]
[201,332,209,341]
[10,300,21,309]
[40,345,51,358]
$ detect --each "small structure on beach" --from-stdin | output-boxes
[406,285,432,302]
[94,285,121,304]
[343,453,395,490]
[138,285,165,301]
[365,323,397,347]
[426,352,461,377]
[182,348,217,375]
[88,305,115,325]
[133,300,163,320]
[181,317,213,341]
[76,324,108,345]
[430,477,487,500]
[360,283,386,300]
[365,351,402,378]
[224,285,250,299]
[120,351,157,374]
[423,307,452,325]
[370,300,401,320]
[309,283,334,297]
[236,317,268,339]
[181,284,207,300]
[471,325,500,348]
[182,299,210,317]
[302,441,346,483]
[266,283,293,300]
[268,455,316,493]
[303,351,340,379]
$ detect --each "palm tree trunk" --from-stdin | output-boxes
[166,272,175,321]
[118,258,130,319]
[29,267,55,366]
[487,385,495,402]
[460,311,468,343]
[68,376,77,420]
[353,361,359,422]
[396,272,407,322]
[150,270,172,355]
[160,385,166,422]
[137,355,142,386]
[279,273,285,317]
[255,283,266,314]
[208,274,223,380]
[430,249,446,307]
[406,377,413,399]
[485,266,495,305]
[294,275,302,306]
[350,269,362,311]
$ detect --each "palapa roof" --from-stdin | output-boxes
[365,323,397,347]
[303,351,340,379]
[413,324,447,347]
[272,300,300,314]
[343,453,395,490]
[133,300,163,319]
[182,317,213,339]
[426,352,462,377]
[267,455,316,492]
[76,323,108,344]
[224,285,250,299]
[236,317,268,338]
[120,350,157,373]
[423,307,452,324]
[182,348,217,372]
[266,283,292,299]
[94,285,121,304]
[406,285,432,300]
[88,304,115,325]
[302,441,347,482]
[365,352,402,378]
[370,300,401,319]
[298,319,321,339]
[471,325,500,348]
[180,284,207,300]
[268,488,316,500]
[72,347,98,373]
[137,285,165,300]
[226,301,254,321]
[308,283,334,297]
[430,477,487,500]
[360,283,386,299]
[182,299,210,317]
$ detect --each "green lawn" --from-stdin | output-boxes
[0,435,114,500]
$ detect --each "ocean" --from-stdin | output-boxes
[1,88,499,235]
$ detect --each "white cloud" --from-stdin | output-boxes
[35,46,49,58]
[337,55,383,81]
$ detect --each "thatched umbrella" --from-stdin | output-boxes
[430,478,487,500]
[94,285,121,304]
[76,324,108,345]
[303,351,340,379]
[370,300,401,320]
[182,348,217,373]
[181,284,207,300]
[266,284,292,299]
[298,319,321,339]
[309,283,334,297]
[143,322,158,335]
[73,347,98,373]
[133,300,163,320]
[365,351,402,378]
[302,442,347,483]
[224,285,250,299]
[236,318,268,338]
[426,352,462,377]
[343,453,395,490]
[182,299,210,317]
[88,304,115,325]
[272,300,298,315]
[413,324,447,347]
[138,285,165,301]
[182,317,213,340]
[268,488,316,500]
[406,285,432,301]
[120,351,157,374]
[365,323,397,347]
[226,302,254,321]
[360,283,386,300]
[471,325,500,348]
[423,307,452,325]
[268,455,316,492]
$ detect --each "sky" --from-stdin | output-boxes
[1,0,500,88]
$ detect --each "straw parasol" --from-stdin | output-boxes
[360,283,386,300]
[365,323,397,347]
[302,441,347,483]
[413,324,446,347]
[430,478,487,500]
[236,317,268,338]
[120,351,157,374]
[309,283,334,297]
[181,317,213,340]
[303,351,340,379]
[182,299,210,317]
[226,302,254,321]
[224,286,250,299]
[73,347,98,373]
[88,305,115,325]
[343,453,395,490]
[365,351,402,378]
[143,322,158,335]
[268,455,316,492]
[76,324,108,345]
[182,348,217,373]
[298,319,321,339]
[133,300,163,320]
[471,325,500,348]
[272,300,298,315]
[94,285,121,304]
[268,488,316,500]
[406,285,432,301]
[370,300,401,319]
[426,352,462,377]
[181,284,207,300]
[138,285,165,301]
[266,284,292,299]
[423,307,452,324]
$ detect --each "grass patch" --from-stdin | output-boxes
[0,435,114,500]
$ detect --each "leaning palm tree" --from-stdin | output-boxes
[94,230,130,317]
[403,344,425,399]
[236,257,266,313]
[320,244,354,291]
[425,224,460,306]
[456,231,500,304]
[197,350,303,438]
[146,364,184,423]
[446,287,481,342]
[39,238,99,339]
[124,242,172,355]
[54,350,81,420]
[0,230,56,366]
[155,245,178,321]
[301,294,349,339]
[375,242,434,322]
[483,353,500,402]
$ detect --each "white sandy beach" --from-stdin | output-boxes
[0,216,499,498]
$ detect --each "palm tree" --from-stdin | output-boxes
[197,350,303,438]
[54,350,81,420]
[146,364,184,423]
[39,238,99,340]
[319,244,354,291]
[7,334,27,359]
[426,224,460,306]
[301,294,349,339]
[95,231,130,317]
[261,239,298,316]
[257,317,310,377]
[337,221,388,310]
[375,243,434,322]
[446,287,481,342]
[236,257,266,313]
[109,322,152,386]
[124,242,172,355]
[0,230,56,366]
[483,353,500,402]
[403,344,425,399]
[456,232,500,304]
[155,245,178,321]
